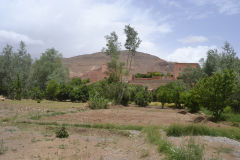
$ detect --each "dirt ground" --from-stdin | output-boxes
[0,99,240,160]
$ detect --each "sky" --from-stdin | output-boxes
[0,0,240,63]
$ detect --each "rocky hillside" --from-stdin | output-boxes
[62,50,175,78]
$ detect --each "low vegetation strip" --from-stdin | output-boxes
[17,121,145,131]
[166,124,240,141]
[144,126,204,160]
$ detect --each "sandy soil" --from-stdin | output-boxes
[0,125,162,160]
[41,105,198,126]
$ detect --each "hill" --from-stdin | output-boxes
[62,50,175,79]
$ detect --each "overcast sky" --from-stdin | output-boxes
[0,0,240,62]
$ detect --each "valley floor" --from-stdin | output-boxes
[0,99,240,160]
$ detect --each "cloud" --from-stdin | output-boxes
[188,0,240,15]
[0,0,173,58]
[0,30,43,45]
[179,36,208,44]
[167,45,216,63]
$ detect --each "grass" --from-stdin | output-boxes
[17,121,145,131]
[201,107,240,124]
[0,139,8,155]
[143,126,204,160]
[166,124,240,140]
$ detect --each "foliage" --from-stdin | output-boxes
[156,86,169,109]
[103,32,124,83]
[13,74,23,100]
[0,42,32,98]
[31,87,44,100]
[56,126,69,138]
[89,92,108,109]
[193,69,236,120]
[56,83,72,101]
[180,91,200,113]
[134,72,164,78]
[30,48,68,90]
[0,139,8,155]
[45,79,59,100]
[178,65,205,88]
[121,89,130,106]
[70,85,89,102]
[164,81,187,108]
[166,124,240,140]
[135,88,151,107]
[144,126,204,160]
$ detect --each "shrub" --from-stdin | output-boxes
[121,89,130,106]
[181,91,200,113]
[135,88,151,107]
[56,126,69,138]
[89,92,108,109]
[70,85,89,102]
[56,84,72,101]
[31,87,44,100]
[46,79,59,100]
[0,139,8,155]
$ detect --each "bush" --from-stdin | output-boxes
[56,84,72,101]
[56,126,69,138]
[181,91,200,113]
[89,92,108,109]
[135,88,151,107]
[70,85,89,102]
[46,79,59,100]
[121,89,130,106]
[31,87,44,100]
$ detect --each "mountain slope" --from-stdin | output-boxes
[62,50,174,78]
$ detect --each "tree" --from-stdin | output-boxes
[102,32,124,83]
[178,65,205,88]
[0,45,15,97]
[30,48,69,90]
[156,86,169,109]
[194,69,236,120]
[14,74,23,100]
[14,41,32,91]
[46,79,59,100]
[124,24,141,78]
[135,88,151,107]
[165,81,187,108]
[202,49,220,76]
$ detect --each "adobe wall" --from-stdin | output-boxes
[173,63,198,79]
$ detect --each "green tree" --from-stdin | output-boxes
[135,88,151,107]
[14,74,23,100]
[102,32,124,83]
[194,69,236,120]
[46,79,59,100]
[178,65,205,88]
[124,24,141,77]
[165,81,187,108]
[14,41,32,93]
[30,48,69,90]
[156,86,169,109]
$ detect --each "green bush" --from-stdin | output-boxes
[121,89,130,106]
[135,89,151,107]
[70,85,89,102]
[56,126,69,138]
[56,83,72,101]
[89,92,108,109]
[31,87,44,100]
[46,79,59,100]
[181,91,200,113]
